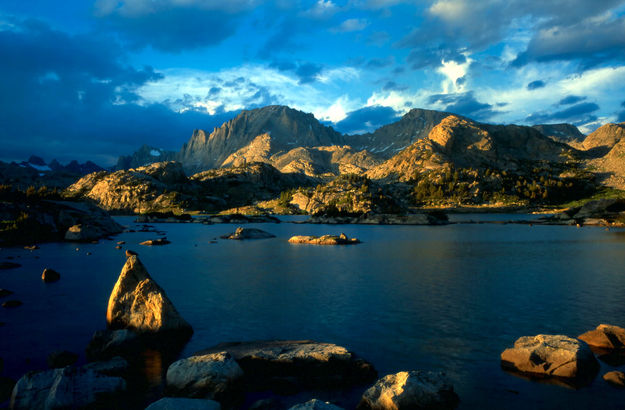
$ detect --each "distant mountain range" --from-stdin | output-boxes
[0,155,105,189]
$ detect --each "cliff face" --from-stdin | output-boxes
[178,105,345,172]
[532,124,585,144]
[116,145,177,170]
[582,122,625,188]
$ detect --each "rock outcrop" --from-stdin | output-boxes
[220,227,275,240]
[288,234,360,245]
[358,371,459,410]
[64,224,104,242]
[603,371,625,387]
[106,255,193,344]
[166,352,244,400]
[500,334,598,381]
[545,199,625,226]
[195,340,376,393]
[578,324,625,350]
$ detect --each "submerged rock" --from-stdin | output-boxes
[0,262,21,270]
[41,268,60,283]
[106,255,192,343]
[0,289,13,298]
[578,324,625,350]
[86,329,142,362]
[289,399,345,410]
[195,340,376,393]
[145,397,222,410]
[358,371,459,410]
[2,300,22,308]
[166,352,243,400]
[500,334,598,381]
[603,371,625,387]
[220,227,276,240]
[140,238,171,246]
[10,366,126,410]
[288,234,360,245]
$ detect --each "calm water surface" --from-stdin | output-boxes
[1,215,625,409]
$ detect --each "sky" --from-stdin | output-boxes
[1,0,625,166]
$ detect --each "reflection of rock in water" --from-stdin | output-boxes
[143,349,164,388]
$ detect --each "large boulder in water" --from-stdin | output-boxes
[500,334,598,381]
[166,352,243,401]
[357,371,459,410]
[10,366,126,409]
[578,324,625,350]
[195,340,376,393]
[106,255,193,344]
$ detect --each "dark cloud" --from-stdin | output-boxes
[558,95,586,105]
[334,105,401,134]
[618,100,625,122]
[0,17,236,165]
[527,80,546,90]
[270,60,324,84]
[428,91,498,121]
[366,56,395,69]
[526,102,600,125]
[383,81,408,91]
[406,46,467,70]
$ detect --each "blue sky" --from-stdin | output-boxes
[1,0,625,165]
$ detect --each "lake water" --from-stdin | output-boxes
[2,216,625,409]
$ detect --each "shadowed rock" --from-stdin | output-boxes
[578,324,625,350]
[47,350,78,368]
[2,300,22,308]
[357,371,459,410]
[86,329,142,362]
[220,227,275,240]
[64,224,103,242]
[603,371,625,387]
[106,255,193,345]
[0,262,21,270]
[41,268,60,283]
[145,397,222,410]
[289,399,345,410]
[500,334,598,383]
[140,238,171,246]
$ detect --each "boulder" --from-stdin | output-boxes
[86,329,142,362]
[83,356,129,377]
[64,224,103,242]
[288,234,360,245]
[140,238,171,246]
[10,366,126,410]
[0,376,15,404]
[289,399,345,410]
[166,352,243,400]
[578,324,625,350]
[106,255,193,343]
[220,227,276,240]
[358,371,458,410]
[500,334,598,380]
[41,268,60,283]
[603,371,625,387]
[195,340,376,393]
[145,397,221,410]
[47,350,78,368]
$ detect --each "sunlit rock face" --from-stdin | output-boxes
[578,324,625,350]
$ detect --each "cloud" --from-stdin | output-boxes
[302,0,340,19]
[526,102,600,125]
[558,95,586,105]
[333,18,369,32]
[527,80,546,90]
[0,17,237,165]
[333,105,401,134]
[618,100,625,122]
[94,0,256,52]
[428,91,498,121]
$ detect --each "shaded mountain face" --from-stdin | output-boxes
[367,115,576,182]
[346,108,455,158]
[116,144,177,170]
[178,105,345,172]
[532,124,585,144]
[0,157,105,189]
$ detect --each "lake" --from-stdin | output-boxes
[1,216,625,409]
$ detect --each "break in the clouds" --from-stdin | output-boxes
[1,0,625,164]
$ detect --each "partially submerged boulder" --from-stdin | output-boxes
[220,227,275,240]
[288,234,360,245]
[106,255,193,344]
[10,366,126,410]
[578,324,625,350]
[603,371,625,388]
[166,352,243,400]
[358,371,459,410]
[195,340,376,393]
[146,397,222,410]
[41,268,60,283]
[140,238,171,246]
[500,334,598,381]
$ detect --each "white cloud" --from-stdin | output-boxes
[94,0,257,16]
[437,56,471,93]
[303,0,340,19]
[333,18,369,32]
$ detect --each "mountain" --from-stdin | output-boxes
[367,115,576,182]
[582,122,625,188]
[347,108,455,158]
[532,124,585,144]
[1,156,105,189]
[581,122,625,151]
[115,144,177,170]
[178,105,345,172]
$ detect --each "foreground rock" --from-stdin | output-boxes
[196,340,376,393]
[86,329,143,361]
[289,399,344,410]
[578,324,625,350]
[220,227,276,240]
[146,397,221,410]
[358,371,459,410]
[10,365,126,409]
[500,334,598,381]
[603,371,625,387]
[41,268,60,283]
[288,234,360,245]
[106,255,193,345]
[166,352,243,401]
